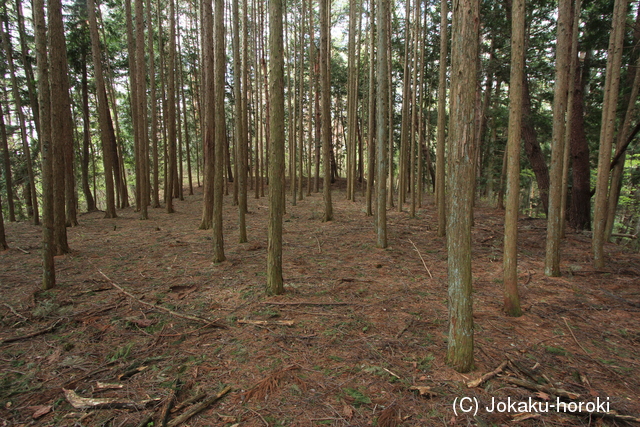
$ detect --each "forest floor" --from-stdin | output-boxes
[1,181,639,427]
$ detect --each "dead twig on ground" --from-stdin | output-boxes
[467,360,508,388]
[160,387,178,427]
[15,246,30,254]
[237,319,295,326]
[165,385,231,427]
[63,389,160,410]
[3,303,28,322]
[409,239,433,278]
[562,317,591,356]
[97,270,224,327]
[1,318,64,344]
[171,392,206,413]
[260,301,354,307]
[501,377,580,400]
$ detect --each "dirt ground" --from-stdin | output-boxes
[1,181,639,427]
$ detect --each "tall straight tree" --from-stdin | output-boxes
[1,17,39,225]
[376,0,389,248]
[592,0,628,268]
[267,0,285,295]
[33,0,54,288]
[212,0,226,262]
[366,0,376,217]
[233,0,248,242]
[87,0,117,218]
[147,0,160,208]
[80,53,97,212]
[320,0,333,221]
[166,0,177,214]
[135,0,149,219]
[446,0,479,373]
[544,0,572,276]
[0,100,15,222]
[15,0,40,140]
[48,0,74,252]
[346,0,359,202]
[435,0,448,237]
[199,0,214,228]
[503,0,524,317]
[0,188,6,250]
[46,0,78,228]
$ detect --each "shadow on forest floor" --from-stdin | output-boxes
[1,181,639,426]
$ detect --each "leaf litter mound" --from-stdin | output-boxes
[1,182,639,426]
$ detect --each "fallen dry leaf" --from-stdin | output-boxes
[534,391,550,401]
[409,386,438,398]
[512,412,541,422]
[30,405,52,419]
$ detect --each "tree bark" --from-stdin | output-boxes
[199,0,214,228]
[376,0,389,248]
[1,17,39,225]
[366,0,376,217]
[320,0,333,221]
[33,0,54,287]
[446,0,479,373]
[135,0,149,219]
[569,59,590,230]
[522,77,550,215]
[166,0,177,214]
[544,0,572,277]
[80,53,97,212]
[503,0,524,317]
[48,0,74,252]
[87,0,117,218]
[436,0,448,237]
[212,0,226,262]
[592,0,627,269]
[0,99,15,222]
[147,0,160,208]
[267,0,285,295]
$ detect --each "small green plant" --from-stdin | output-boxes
[343,387,371,407]
[108,343,134,362]
[32,300,59,319]
[544,345,568,356]
[417,354,435,371]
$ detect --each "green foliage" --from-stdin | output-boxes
[107,343,134,362]
[342,387,371,407]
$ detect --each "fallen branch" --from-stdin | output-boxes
[409,239,433,279]
[166,385,231,427]
[135,415,153,427]
[260,301,354,307]
[3,303,28,322]
[237,319,295,326]
[63,389,159,410]
[501,377,580,400]
[171,392,206,413]
[562,317,591,357]
[98,270,223,326]
[1,318,64,344]
[467,360,508,388]
[15,246,30,254]
[160,388,177,427]
[589,411,640,423]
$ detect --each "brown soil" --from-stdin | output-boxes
[1,182,639,426]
